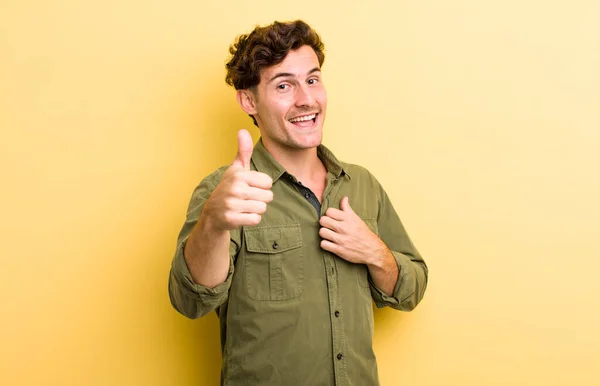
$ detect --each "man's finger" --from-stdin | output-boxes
[320,239,340,255]
[319,215,342,233]
[243,171,273,190]
[244,186,274,203]
[319,227,339,243]
[237,199,269,215]
[232,129,254,170]
[324,207,345,221]
[228,212,262,227]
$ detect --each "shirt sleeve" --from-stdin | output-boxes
[369,179,429,311]
[168,170,239,319]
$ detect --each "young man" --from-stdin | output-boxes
[169,20,428,386]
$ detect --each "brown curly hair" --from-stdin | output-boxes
[225,20,326,126]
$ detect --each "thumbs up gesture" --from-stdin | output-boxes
[202,129,274,231]
[231,128,254,170]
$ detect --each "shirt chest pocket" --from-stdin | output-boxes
[243,224,304,301]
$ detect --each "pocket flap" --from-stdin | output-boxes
[244,224,303,254]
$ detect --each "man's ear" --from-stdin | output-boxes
[236,89,258,115]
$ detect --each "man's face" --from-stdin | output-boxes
[247,45,327,153]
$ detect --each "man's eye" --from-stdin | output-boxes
[308,78,319,85]
[277,84,289,90]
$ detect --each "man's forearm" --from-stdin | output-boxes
[183,212,231,288]
[366,248,399,296]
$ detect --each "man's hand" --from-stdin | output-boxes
[202,129,274,231]
[319,197,390,266]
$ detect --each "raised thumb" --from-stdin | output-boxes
[232,129,253,170]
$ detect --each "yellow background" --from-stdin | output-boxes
[2,1,599,385]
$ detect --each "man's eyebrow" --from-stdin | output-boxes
[267,67,322,84]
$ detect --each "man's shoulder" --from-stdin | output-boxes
[339,161,388,197]
[200,165,230,186]
[340,161,376,181]
[187,165,229,201]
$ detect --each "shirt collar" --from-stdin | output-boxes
[250,138,350,182]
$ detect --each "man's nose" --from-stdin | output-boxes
[295,84,315,107]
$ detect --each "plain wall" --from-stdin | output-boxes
[1,1,599,385]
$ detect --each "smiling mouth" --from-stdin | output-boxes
[288,113,318,126]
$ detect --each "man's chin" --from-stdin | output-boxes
[283,137,322,152]
[296,131,323,149]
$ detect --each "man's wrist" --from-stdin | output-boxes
[186,209,230,259]
[366,241,393,270]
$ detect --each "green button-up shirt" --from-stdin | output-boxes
[169,139,428,386]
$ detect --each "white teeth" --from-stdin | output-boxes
[289,114,316,123]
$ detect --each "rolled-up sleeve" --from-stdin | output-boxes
[369,178,429,311]
[369,249,428,311]
[168,168,239,319]
[169,236,237,319]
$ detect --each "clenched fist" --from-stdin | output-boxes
[202,129,274,231]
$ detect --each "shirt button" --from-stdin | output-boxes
[272,242,279,250]
[304,193,310,198]
[334,311,340,317]
[337,353,343,360]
